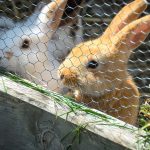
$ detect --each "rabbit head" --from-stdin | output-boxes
[59,0,149,96]
[0,0,67,91]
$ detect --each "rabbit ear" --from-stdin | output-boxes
[101,0,147,42]
[37,0,67,31]
[34,2,46,13]
[111,15,150,60]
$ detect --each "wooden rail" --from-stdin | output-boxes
[0,75,148,150]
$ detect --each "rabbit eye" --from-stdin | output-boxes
[87,60,99,69]
[21,39,30,49]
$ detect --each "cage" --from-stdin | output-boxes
[0,0,149,149]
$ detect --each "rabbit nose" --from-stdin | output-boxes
[59,68,78,80]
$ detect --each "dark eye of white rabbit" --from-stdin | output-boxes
[86,60,99,69]
[21,39,30,49]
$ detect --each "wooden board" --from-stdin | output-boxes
[0,76,148,150]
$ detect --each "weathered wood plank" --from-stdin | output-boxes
[0,76,147,150]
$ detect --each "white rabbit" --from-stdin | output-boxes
[0,0,68,92]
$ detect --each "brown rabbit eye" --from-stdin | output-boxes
[21,39,30,49]
[87,60,99,69]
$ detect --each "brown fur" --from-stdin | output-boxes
[75,76,140,125]
[58,0,149,125]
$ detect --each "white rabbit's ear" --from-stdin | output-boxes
[101,0,147,42]
[38,0,67,31]
[112,15,150,60]
[34,2,46,13]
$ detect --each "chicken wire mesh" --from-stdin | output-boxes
[0,0,149,130]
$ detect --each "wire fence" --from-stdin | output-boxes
[0,0,149,131]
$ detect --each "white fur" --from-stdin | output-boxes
[49,18,83,61]
[0,1,83,92]
[143,0,149,4]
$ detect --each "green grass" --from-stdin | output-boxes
[0,68,149,129]
[0,68,149,148]
[0,68,113,122]
[139,100,150,132]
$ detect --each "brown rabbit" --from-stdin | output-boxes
[58,0,150,125]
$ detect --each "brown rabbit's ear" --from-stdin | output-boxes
[101,0,147,42]
[112,15,150,59]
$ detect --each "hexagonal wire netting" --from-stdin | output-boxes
[0,0,149,128]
